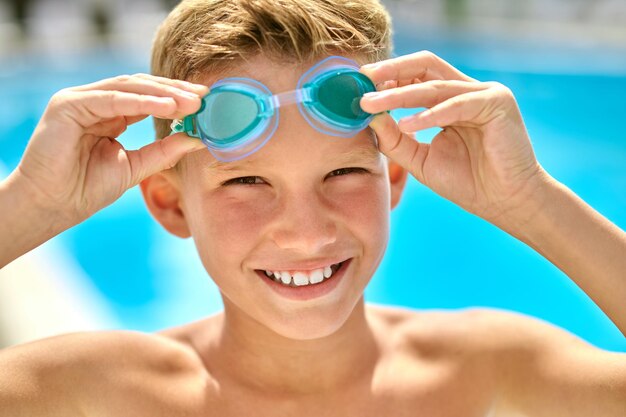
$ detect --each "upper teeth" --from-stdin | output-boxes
[264,263,341,287]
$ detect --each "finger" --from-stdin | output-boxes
[396,88,501,133]
[83,115,150,137]
[71,73,209,97]
[369,112,429,184]
[84,116,129,137]
[376,80,399,91]
[360,80,490,115]
[360,50,476,84]
[375,78,426,95]
[126,133,206,186]
[125,114,150,125]
[133,73,209,96]
[68,75,204,117]
[57,90,196,127]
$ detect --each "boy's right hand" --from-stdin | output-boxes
[12,73,208,229]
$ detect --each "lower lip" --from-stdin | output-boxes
[255,259,351,301]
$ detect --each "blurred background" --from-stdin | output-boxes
[0,0,625,350]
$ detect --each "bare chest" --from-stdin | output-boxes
[181,357,496,417]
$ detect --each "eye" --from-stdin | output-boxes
[327,167,369,178]
[222,176,265,186]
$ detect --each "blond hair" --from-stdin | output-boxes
[150,0,393,140]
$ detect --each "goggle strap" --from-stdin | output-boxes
[170,119,183,133]
[170,117,200,138]
[271,87,312,109]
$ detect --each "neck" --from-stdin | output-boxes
[204,297,381,396]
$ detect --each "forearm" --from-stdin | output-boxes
[0,170,68,268]
[506,175,626,335]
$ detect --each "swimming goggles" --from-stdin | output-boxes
[170,56,377,161]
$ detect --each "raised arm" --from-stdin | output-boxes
[0,74,208,268]
[359,50,626,334]
[507,176,626,335]
[466,308,626,417]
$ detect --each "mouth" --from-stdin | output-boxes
[254,258,352,300]
[256,260,345,287]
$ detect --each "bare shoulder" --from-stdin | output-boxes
[365,304,609,381]
[368,303,599,353]
[365,303,512,351]
[0,328,201,373]
[374,305,626,417]
[365,304,626,417]
[0,329,203,416]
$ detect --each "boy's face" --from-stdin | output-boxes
[142,55,407,340]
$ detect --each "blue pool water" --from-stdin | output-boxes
[1,33,625,352]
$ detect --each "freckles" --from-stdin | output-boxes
[331,181,389,231]
[212,194,273,238]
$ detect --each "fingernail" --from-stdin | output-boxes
[398,116,419,131]
[398,116,414,125]
[369,114,385,130]
[364,91,390,101]
[180,90,200,99]
[155,97,176,105]
[183,80,208,90]
[361,63,380,70]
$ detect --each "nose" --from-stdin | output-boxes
[269,190,337,254]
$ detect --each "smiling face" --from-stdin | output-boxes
[142,55,407,340]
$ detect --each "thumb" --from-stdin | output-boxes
[369,112,428,184]
[127,133,205,186]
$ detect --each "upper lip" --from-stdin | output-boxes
[255,257,351,272]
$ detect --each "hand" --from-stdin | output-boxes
[360,51,550,230]
[13,73,208,228]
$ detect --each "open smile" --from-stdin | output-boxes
[254,258,352,301]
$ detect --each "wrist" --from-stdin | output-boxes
[0,169,71,267]
[488,166,559,243]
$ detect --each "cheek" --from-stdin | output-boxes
[196,189,274,250]
[327,176,390,241]
[187,177,390,261]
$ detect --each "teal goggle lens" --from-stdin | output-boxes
[198,90,263,144]
[305,71,375,129]
[172,56,377,161]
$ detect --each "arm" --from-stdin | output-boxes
[0,173,68,268]
[0,331,201,416]
[0,74,208,269]
[359,50,626,335]
[0,335,85,416]
[482,309,626,417]
[505,175,626,336]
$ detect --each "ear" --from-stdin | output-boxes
[387,158,409,209]
[139,171,191,238]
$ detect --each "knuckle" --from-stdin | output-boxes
[103,90,123,112]
[131,72,148,78]
[114,74,132,83]
[49,88,71,106]
[488,81,514,97]
[416,49,435,59]
[158,140,176,170]
[429,79,446,89]
[417,50,438,63]
[48,88,79,115]
[447,95,465,110]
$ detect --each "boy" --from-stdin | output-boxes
[1,0,625,416]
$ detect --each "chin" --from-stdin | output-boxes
[263,302,357,341]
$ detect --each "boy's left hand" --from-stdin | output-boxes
[360,51,549,230]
